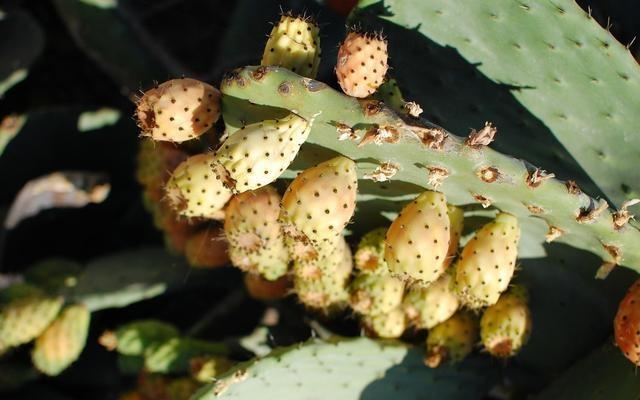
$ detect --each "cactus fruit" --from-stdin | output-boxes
[31,304,91,376]
[143,337,227,374]
[136,78,221,143]
[190,355,234,382]
[614,279,640,365]
[293,235,353,282]
[184,227,230,269]
[425,311,478,368]
[480,286,532,358]
[243,273,290,301]
[0,289,63,347]
[363,307,406,339]
[454,213,520,309]
[280,156,358,252]
[224,186,289,280]
[348,273,404,316]
[335,31,388,98]
[354,227,388,275]
[99,320,180,356]
[261,14,321,79]
[445,205,464,268]
[136,139,188,199]
[215,113,313,193]
[384,191,451,285]
[165,153,233,219]
[403,273,459,330]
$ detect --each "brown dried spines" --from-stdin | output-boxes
[335,31,388,98]
[136,78,220,143]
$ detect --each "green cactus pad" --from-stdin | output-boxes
[193,337,497,399]
[220,66,640,272]
[355,0,640,206]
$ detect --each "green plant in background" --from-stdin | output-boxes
[1,0,640,399]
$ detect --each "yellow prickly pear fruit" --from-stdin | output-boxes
[454,213,520,309]
[354,227,388,275]
[403,272,459,330]
[384,191,450,285]
[445,205,464,268]
[349,273,404,316]
[480,285,532,358]
[261,14,321,78]
[336,31,388,98]
[425,311,478,368]
[363,307,406,339]
[32,304,91,376]
[136,78,221,143]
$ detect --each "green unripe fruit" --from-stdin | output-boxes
[354,227,388,275]
[99,319,180,356]
[349,273,404,316]
[143,337,228,374]
[480,286,532,358]
[425,311,478,368]
[403,273,459,330]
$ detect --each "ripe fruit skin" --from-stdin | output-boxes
[384,191,450,285]
[261,15,321,78]
[0,288,63,347]
[480,286,532,358]
[136,78,220,143]
[215,113,312,193]
[185,227,230,269]
[425,311,478,368]
[454,213,520,309]
[349,273,405,316]
[445,205,464,268]
[31,304,91,376]
[165,153,233,219]
[354,227,388,275]
[336,32,388,98]
[281,156,357,251]
[614,279,640,365]
[403,273,459,330]
[243,273,291,301]
[99,320,180,356]
[224,186,290,280]
[363,307,406,339]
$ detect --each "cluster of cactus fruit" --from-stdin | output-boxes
[133,12,537,366]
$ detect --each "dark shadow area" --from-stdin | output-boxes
[355,2,604,199]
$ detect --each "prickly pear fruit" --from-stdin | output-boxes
[354,227,388,275]
[293,235,353,282]
[99,320,180,356]
[244,273,291,301]
[136,139,188,196]
[336,31,388,98]
[136,78,220,143]
[294,274,349,311]
[190,355,234,382]
[261,14,321,78]
[445,205,464,268]
[425,311,478,368]
[384,191,450,285]
[281,156,357,251]
[614,279,640,365]
[363,307,406,339]
[454,213,520,309]
[215,113,313,193]
[165,153,233,219]
[185,227,230,269]
[143,337,227,374]
[349,274,404,316]
[480,286,532,358]
[0,288,63,347]
[224,186,289,280]
[32,304,90,376]
[403,273,459,330]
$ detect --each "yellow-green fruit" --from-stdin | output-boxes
[384,191,450,285]
[215,113,313,193]
[425,311,478,368]
[354,227,388,275]
[32,304,90,376]
[336,31,388,98]
[224,186,290,280]
[190,355,234,382]
[363,307,406,339]
[261,14,321,78]
[136,78,221,143]
[480,286,532,358]
[99,319,180,356]
[165,153,233,219]
[454,213,520,309]
[293,235,353,282]
[349,273,404,316]
[281,156,358,251]
[403,273,459,330]
[0,290,63,347]
[143,338,227,374]
[445,205,464,268]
